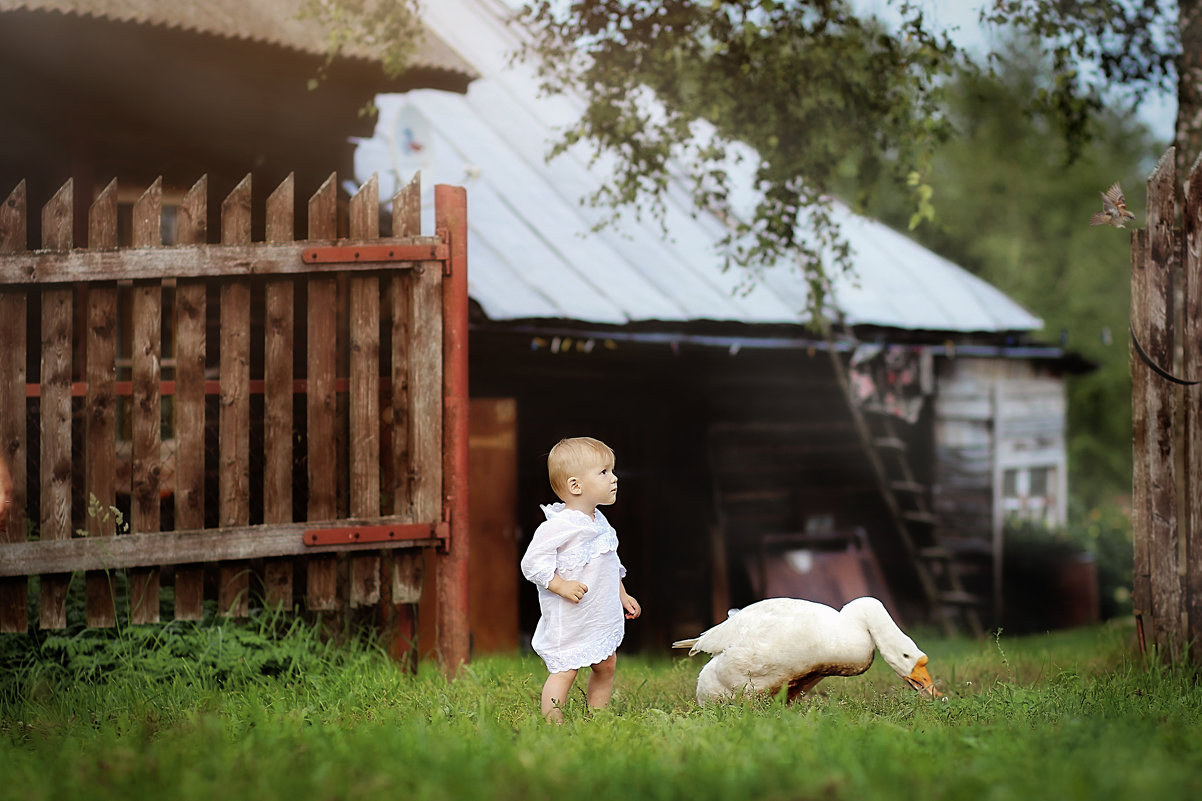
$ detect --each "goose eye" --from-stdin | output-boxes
[903,653,911,659]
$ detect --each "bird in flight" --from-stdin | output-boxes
[1090,182,1136,228]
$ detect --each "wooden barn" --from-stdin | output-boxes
[358,0,1093,651]
[0,0,1092,657]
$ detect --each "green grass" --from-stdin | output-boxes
[1,618,1200,801]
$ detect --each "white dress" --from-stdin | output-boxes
[520,503,627,674]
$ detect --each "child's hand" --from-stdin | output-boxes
[621,590,641,620]
[548,575,589,603]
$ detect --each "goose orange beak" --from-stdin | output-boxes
[904,656,941,698]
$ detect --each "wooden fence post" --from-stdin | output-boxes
[435,184,470,674]
[1132,147,1196,663]
[1186,153,1202,663]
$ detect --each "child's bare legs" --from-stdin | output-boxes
[541,654,618,723]
[586,652,617,709]
[541,668,578,724]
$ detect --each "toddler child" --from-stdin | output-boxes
[520,436,641,723]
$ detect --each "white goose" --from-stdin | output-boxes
[672,596,940,705]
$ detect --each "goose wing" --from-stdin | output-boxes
[673,598,832,656]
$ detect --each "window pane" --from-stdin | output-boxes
[1029,466,1051,497]
[1002,468,1018,498]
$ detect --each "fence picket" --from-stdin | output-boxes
[264,174,296,609]
[349,176,382,607]
[411,269,444,527]
[219,175,253,618]
[306,173,339,612]
[129,178,163,624]
[390,172,420,520]
[173,175,208,621]
[84,179,118,628]
[0,181,28,633]
[384,173,423,666]
[38,181,74,630]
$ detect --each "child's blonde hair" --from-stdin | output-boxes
[547,437,615,501]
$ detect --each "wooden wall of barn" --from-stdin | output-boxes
[932,357,1068,548]
[469,328,920,651]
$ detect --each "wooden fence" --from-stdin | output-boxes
[1131,147,1202,664]
[0,171,470,670]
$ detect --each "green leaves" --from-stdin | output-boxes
[298,0,425,81]
[516,0,964,321]
[981,0,1175,160]
[906,171,935,231]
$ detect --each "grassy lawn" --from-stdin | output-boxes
[1,616,1199,801]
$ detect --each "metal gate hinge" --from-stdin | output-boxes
[437,227,452,276]
[303,522,439,546]
[302,243,449,265]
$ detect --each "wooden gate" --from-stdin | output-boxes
[1131,147,1201,664]
[0,171,469,670]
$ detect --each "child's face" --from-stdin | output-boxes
[571,458,618,509]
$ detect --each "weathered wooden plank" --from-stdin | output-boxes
[84,179,119,628]
[385,173,422,663]
[173,176,208,621]
[177,174,209,245]
[411,265,444,524]
[0,180,27,251]
[1141,149,1182,659]
[349,176,381,607]
[1131,227,1151,630]
[390,172,421,520]
[399,261,443,652]
[0,519,441,576]
[0,239,441,284]
[306,174,339,611]
[39,181,74,630]
[0,180,28,633]
[1185,152,1202,664]
[263,174,296,609]
[129,179,162,625]
[219,175,253,618]
[388,552,423,604]
[434,184,469,672]
[41,180,72,251]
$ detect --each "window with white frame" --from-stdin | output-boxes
[1001,464,1058,525]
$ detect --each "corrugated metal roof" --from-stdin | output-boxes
[2,0,475,77]
[353,0,1043,334]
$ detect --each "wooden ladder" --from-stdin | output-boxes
[826,342,985,637]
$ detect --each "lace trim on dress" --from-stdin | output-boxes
[539,503,620,573]
[556,529,620,573]
[541,626,625,674]
[539,503,602,527]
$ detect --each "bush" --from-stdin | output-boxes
[1064,498,1133,621]
[1001,501,1132,633]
